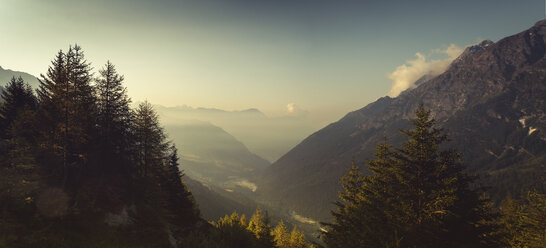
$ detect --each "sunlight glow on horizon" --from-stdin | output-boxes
[0,0,543,123]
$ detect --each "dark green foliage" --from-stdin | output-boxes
[0,45,202,247]
[133,101,168,178]
[95,61,133,164]
[0,76,38,170]
[36,45,96,187]
[0,76,37,139]
[323,105,499,248]
[163,145,201,233]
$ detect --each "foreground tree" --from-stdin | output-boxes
[0,46,207,247]
[133,101,168,178]
[0,76,37,139]
[95,61,133,166]
[247,207,275,248]
[0,76,38,168]
[323,105,499,248]
[36,45,96,187]
[163,145,201,233]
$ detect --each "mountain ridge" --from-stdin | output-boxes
[257,19,546,220]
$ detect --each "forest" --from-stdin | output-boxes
[0,45,313,248]
[0,45,544,247]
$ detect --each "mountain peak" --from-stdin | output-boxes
[455,40,494,62]
[534,19,546,27]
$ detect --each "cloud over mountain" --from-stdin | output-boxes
[387,44,463,97]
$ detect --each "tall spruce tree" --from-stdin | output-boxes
[37,45,96,187]
[95,61,133,169]
[322,162,368,247]
[323,105,498,248]
[133,101,168,178]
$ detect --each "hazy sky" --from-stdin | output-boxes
[0,0,543,124]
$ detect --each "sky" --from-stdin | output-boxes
[0,0,544,125]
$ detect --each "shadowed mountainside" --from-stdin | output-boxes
[257,20,546,221]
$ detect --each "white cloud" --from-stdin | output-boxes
[287,103,297,114]
[285,102,307,116]
[387,44,463,97]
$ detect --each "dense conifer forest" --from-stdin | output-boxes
[322,106,545,248]
[0,46,544,247]
[0,45,315,248]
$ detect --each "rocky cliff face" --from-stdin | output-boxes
[257,20,546,220]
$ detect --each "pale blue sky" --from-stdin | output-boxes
[0,0,543,123]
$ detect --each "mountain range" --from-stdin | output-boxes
[257,20,546,221]
[155,104,318,162]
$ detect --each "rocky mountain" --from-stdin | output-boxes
[257,20,546,221]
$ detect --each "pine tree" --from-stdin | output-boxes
[272,220,290,248]
[247,207,275,248]
[64,44,96,168]
[323,105,499,248]
[211,212,257,247]
[0,76,37,139]
[289,226,307,248]
[322,161,368,247]
[393,105,498,247]
[95,61,132,159]
[133,101,168,178]
[36,45,96,187]
[0,76,38,171]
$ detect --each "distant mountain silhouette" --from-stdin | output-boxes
[258,20,546,221]
[0,66,40,90]
[155,104,317,162]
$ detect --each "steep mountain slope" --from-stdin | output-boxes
[258,20,546,220]
[165,122,269,190]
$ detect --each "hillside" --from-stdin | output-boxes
[184,176,258,221]
[257,20,546,221]
[166,122,269,191]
